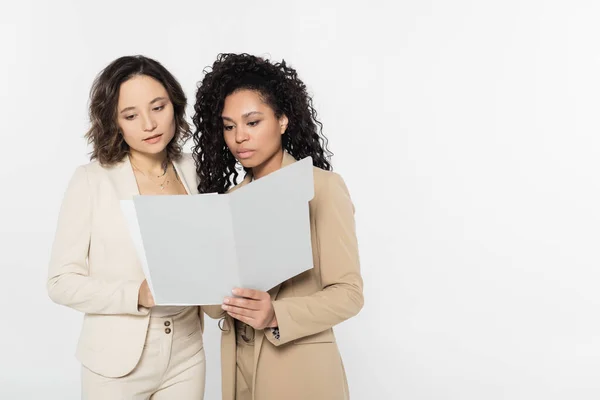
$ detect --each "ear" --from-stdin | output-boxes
[279,114,289,135]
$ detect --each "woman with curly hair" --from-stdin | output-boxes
[193,53,364,400]
[48,55,206,399]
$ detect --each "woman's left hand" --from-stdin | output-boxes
[222,288,278,330]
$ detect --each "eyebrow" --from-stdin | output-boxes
[222,111,264,122]
[119,97,168,114]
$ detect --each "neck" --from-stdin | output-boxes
[129,149,168,175]
[252,149,284,180]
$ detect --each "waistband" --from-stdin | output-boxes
[148,306,198,327]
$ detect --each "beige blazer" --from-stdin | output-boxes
[47,153,202,378]
[205,152,364,400]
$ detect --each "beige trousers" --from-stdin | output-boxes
[82,307,205,400]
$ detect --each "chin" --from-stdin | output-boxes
[131,144,168,157]
[237,159,258,169]
[146,146,168,154]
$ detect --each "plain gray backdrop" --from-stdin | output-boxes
[2,0,600,399]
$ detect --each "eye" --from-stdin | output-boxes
[125,114,136,121]
[153,105,165,111]
[224,125,234,131]
[248,120,260,127]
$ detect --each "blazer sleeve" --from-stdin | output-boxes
[203,305,226,319]
[47,166,149,316]
[266,172,364,346]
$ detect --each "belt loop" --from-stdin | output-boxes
[218,317,230,332]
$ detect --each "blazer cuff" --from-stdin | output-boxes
[266,300,292,346]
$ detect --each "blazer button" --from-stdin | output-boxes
[165,328,172,334]
[164,321,171,327]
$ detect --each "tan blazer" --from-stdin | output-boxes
[205,152,364,400]
[47,153,202,378]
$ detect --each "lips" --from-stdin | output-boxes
[143,134,162,142]
[237,149,255,159]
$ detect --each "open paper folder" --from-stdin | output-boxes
[120,156,315,305]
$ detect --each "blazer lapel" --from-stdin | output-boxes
[251,151,299,396]
[106,156,140,199]
[281,151,297,168]
[172,157,198,195]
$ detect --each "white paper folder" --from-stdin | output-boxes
[120,156,315,305]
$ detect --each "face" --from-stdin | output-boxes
[117,74,175,156]
[222,89,288,170]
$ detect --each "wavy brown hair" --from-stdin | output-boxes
[84,55,191,166]
[192,53,333,194]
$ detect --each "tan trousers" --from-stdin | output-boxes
[235,321,255,400]
[82,307,205,400]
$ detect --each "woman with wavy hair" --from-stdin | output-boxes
[48,55,206,399]
[193,53,364,400]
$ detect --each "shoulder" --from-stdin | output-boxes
[177,152,195,167]
[81,159,105,173]
[175,153,197,175]
[227,179,246,194]
[61,160,106,199]
[310,167,355,216]
[312,167,350,201]
[75,158,126,183]
[69,160,103,182]
[313,167,338,184]
[175,153,199,192]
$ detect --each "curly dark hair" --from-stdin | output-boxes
[84,55,191,166]
[192,53,333,193]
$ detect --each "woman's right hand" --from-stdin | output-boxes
[138,280,155,308]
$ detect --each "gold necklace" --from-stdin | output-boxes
[131,161,171,190]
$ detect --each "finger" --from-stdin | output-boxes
[226,311,255,325]
[232,287,267,300]
[224,297,261,310]
[222,304,257,318]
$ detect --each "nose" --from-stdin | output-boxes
[142,113,157,132]
[235,126,249,143]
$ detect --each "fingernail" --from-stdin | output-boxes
[232,288,239,295]
[224,298,230,304]
[221,304,227,310]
